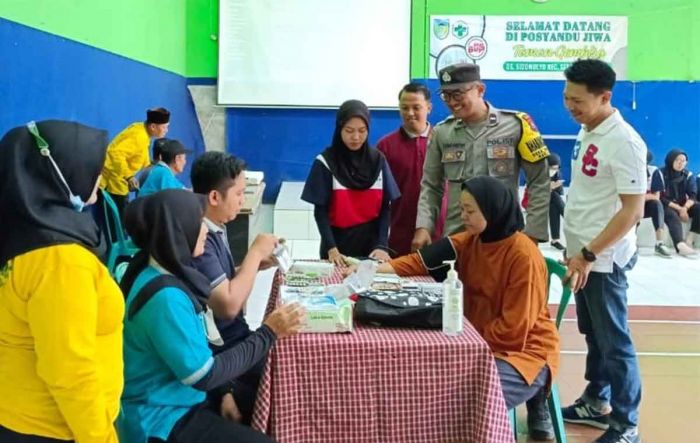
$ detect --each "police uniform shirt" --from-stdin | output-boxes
[416,102,551,240]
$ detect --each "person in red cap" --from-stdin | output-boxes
[100,107,170,218]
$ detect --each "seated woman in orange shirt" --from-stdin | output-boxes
[376,176,560,441]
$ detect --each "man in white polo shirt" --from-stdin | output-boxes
[560,59,645,443]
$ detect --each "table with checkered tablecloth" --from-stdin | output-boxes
[252,267,513,443]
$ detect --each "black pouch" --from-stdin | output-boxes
[354,290,443,329]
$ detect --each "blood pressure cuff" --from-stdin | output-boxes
[416,237,457,282]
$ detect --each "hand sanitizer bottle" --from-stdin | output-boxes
[442,260,463,336]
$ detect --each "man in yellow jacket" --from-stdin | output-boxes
[101,107,170,217]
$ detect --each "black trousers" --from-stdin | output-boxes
[148,404,274,443]
[0,426,72,443]
[643,200,664,231]
[664,204,700,247]
[210,335,266,426]
[549,192,565,240]
[108,192,129,227]
[230,359,265,425]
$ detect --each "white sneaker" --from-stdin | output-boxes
[677,242,698,258]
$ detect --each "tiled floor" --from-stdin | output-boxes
[515,322,700,442]
[244,212,700,442]
[539,243,700,309]
[515,354,700,442]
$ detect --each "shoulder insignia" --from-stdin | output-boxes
[515,112,549,162]
[436,115,456,126]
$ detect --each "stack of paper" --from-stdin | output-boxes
[242,182,265,214]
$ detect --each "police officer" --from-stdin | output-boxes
[412,63,551,250]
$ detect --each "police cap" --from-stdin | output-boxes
[438,63,481,90]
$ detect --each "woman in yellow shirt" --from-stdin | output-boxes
[0,121,124,442]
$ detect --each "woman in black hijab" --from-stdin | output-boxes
[117,189,303,443]
[302,99,400,266]
[0,121,123,442]
[372,176,560,441]
[658,149,699,256]
[546,152,566,251]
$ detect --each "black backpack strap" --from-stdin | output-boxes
[127,274,206,321]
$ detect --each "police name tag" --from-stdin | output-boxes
[487,145,515,159]
[442,149,465,163]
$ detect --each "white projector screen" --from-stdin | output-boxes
[217,0,411,108]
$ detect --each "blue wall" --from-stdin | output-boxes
[3,16,697,202]
[228,79,700,202]
[0,18,204,185]
[226,108,403,201]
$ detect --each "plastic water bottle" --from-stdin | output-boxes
[442,260,463,336]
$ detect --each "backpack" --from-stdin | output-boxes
[127,274,205,321]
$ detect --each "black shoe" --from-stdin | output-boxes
[526,397,554,441]
[550,240,566,251]
[528,413,555,441]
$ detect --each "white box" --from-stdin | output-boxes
[290,240,320,260]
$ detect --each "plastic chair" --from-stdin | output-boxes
[101,190,139,279]
[510,257,572,443]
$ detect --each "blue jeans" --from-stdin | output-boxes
[575,253,641,429]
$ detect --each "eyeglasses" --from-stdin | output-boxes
[439,85,478,102]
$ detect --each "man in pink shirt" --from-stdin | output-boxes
[377,83,447,255]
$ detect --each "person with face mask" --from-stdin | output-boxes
[657,149,699,257]
[302,99,400,266]
[0,121,123,442]
[372,176,560,441]
[117,190,304,442]
[413,63,551,251]
[546,153,567,251]
[523,152,567,251]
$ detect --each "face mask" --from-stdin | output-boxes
[26,121,88,212]
[549,168,558,177]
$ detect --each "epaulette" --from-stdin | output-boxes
[435,115,457,126]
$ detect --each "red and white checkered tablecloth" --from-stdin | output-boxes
[252,268,513,443]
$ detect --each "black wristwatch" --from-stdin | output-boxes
[581,246,597,262]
